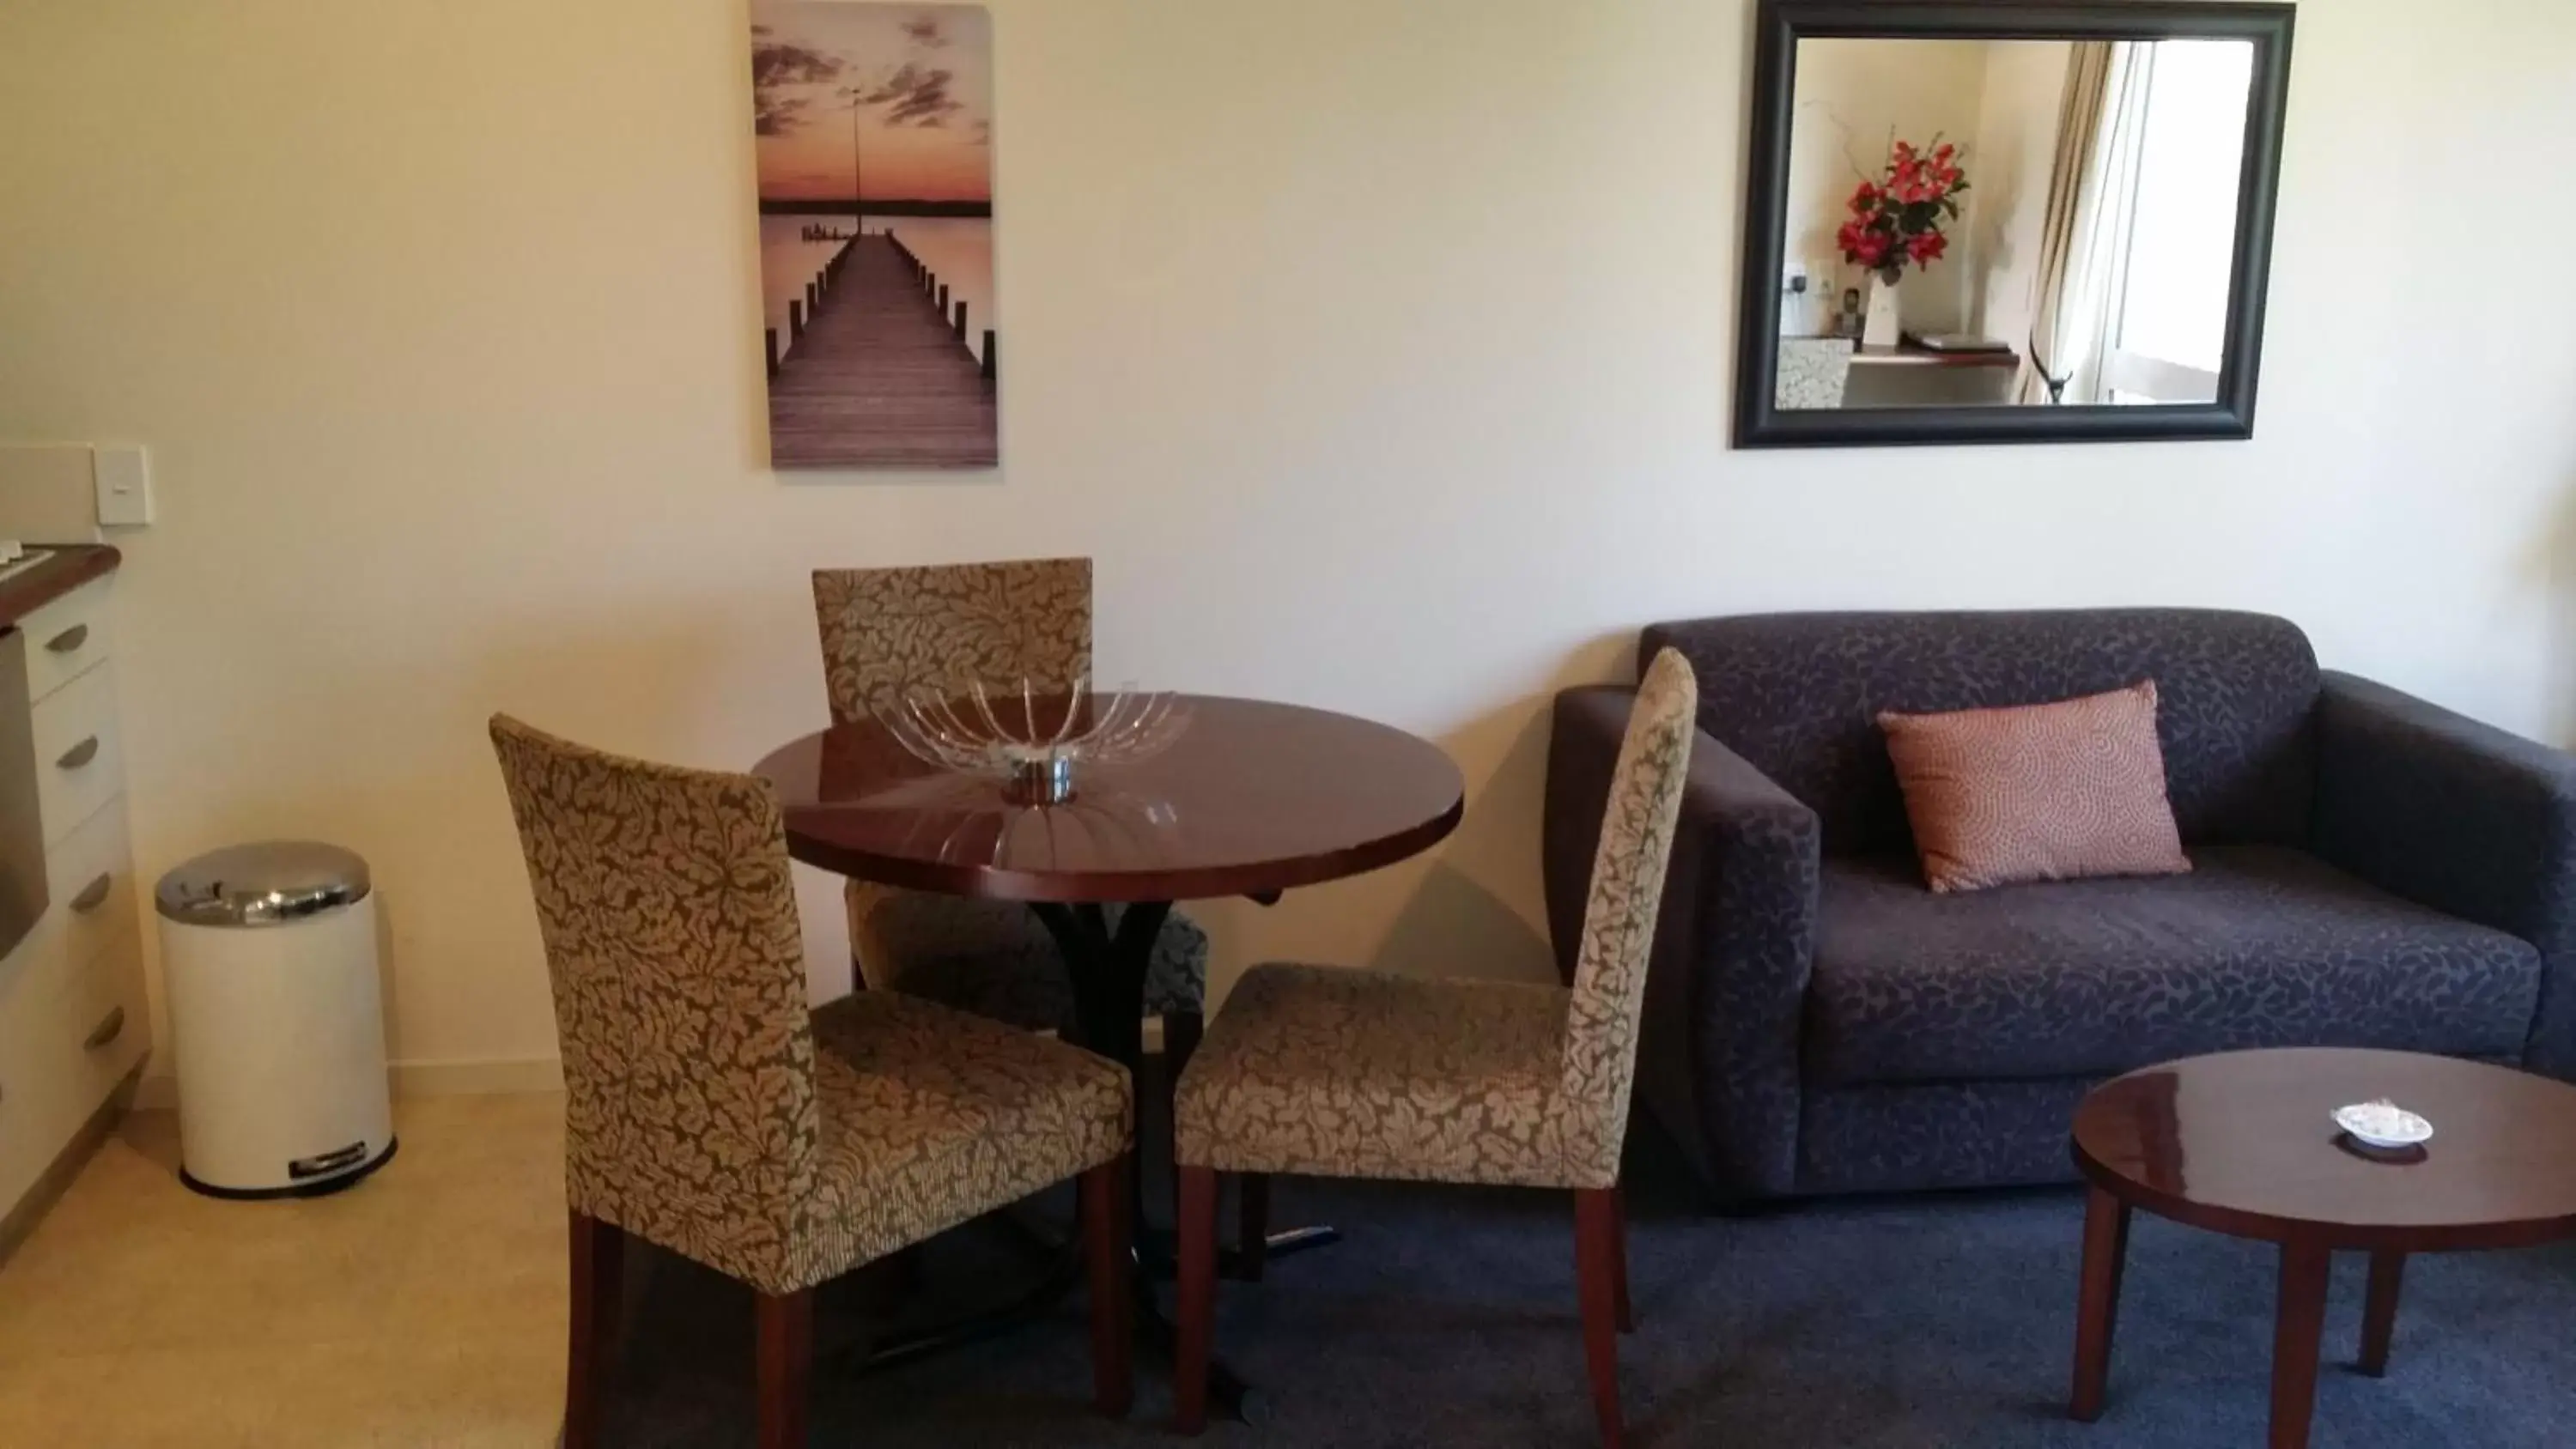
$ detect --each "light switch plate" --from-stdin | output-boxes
[92,445,153,527]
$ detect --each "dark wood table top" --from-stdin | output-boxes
[752,694,1465,904]
[2073,1048,2576,1252]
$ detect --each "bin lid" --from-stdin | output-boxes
[155,841,373,927]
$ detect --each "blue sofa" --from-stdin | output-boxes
[1543,610,2576,1202]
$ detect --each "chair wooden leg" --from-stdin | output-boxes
[1162,1009,1205,1234]
[1175,1165,1221,1434]
[1080,1158,1135,1417]
[1575,1188,1626,1449]
[1236,1173,1271,1282]
[755,1288,812,1449]
[1610,1185,1633,1333]
[564,1211,623,1449]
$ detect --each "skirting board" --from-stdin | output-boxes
[128,1023,1165,1110]
[131,1056,567,1111]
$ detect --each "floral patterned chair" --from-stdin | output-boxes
[489,715,1136,1449]
[810,559,1211,1058]
[1168,649,1699,1448]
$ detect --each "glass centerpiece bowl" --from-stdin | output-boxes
[872,677,1191,805]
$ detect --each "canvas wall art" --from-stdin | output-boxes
[751,2,997,470]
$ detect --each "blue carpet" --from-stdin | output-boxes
[604,1125,2576,1447]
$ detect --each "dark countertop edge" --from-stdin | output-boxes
[0,545,120,633]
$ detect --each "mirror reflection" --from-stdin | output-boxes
[1774,37,2253,412]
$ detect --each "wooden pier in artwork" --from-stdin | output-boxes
[765,232,998,470]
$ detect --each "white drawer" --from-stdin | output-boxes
[0,929,80,1213]
[58,927,146,1110]
[19,575,112,705]
[32,664,122,848]
[0,921,144,1218]
[48,799,135,975]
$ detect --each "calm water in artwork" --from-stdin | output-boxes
[751,2,997,470]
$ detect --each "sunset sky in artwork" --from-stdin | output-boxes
[751,2,992,205]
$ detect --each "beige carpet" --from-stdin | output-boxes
[0,1096,568,1448]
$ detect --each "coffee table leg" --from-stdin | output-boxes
[2069,1186,2130,1422]
[2269,1240,2332,1449]
[2359,1250,2404,1378]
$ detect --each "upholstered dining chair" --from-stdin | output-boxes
[811,559,1212,1057]
[1170,649,1699,1447]
[489,716,1136,1449]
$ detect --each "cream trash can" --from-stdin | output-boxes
[155,842,397,1198]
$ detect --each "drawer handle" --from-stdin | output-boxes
[83,1006,126,1051]
[45,624,88,654]
[56,737,99,771]
[70,873,112,913]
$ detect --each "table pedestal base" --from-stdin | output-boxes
[1033,900,1335,1423]
[826,1212,1089,1376]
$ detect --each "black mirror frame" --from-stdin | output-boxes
[1733,0,2296,450]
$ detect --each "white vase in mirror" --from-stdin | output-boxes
[1863,276,1904,350]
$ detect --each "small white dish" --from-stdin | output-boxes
[2334,1100,2433,1149]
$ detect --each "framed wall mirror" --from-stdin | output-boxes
[1734,1,2295,448]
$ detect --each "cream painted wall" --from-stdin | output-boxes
[4,0,2576,1080]
[1787,38,1994,333]
[1965,40,2074,354]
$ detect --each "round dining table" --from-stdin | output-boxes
[753,692,1466,1418]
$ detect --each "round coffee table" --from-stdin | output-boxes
[2069,1047,2576,1449]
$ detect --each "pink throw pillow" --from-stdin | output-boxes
[1877,681,2191,894]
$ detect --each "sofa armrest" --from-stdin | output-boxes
[1546,687,1822,1199]
[2315,670,2576,1076]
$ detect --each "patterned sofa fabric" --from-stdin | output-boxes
[1807,846,2543,1087]
[1638,609,2321,856]
[2316,670,2576,1078]
[1542,611,2576,1201]
[1797,1076,2104,1196]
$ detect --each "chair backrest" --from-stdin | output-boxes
[489,715,817,1285]
[811,558,1094,727]
[1640,609,2319,856]
[1559,647,1699,1186]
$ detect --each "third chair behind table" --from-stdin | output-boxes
[809,557,1213,1066]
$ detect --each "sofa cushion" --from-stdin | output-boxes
[1640,609,2319,855]
[1806,846,2543,1086]
[1879,681,2190,893]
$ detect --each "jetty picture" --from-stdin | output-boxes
[750,2,997,470]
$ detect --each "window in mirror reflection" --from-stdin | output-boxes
[1777,37,2253,412]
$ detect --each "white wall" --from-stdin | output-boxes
[1965,41,2075,352]
[3,0,2574,1082]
